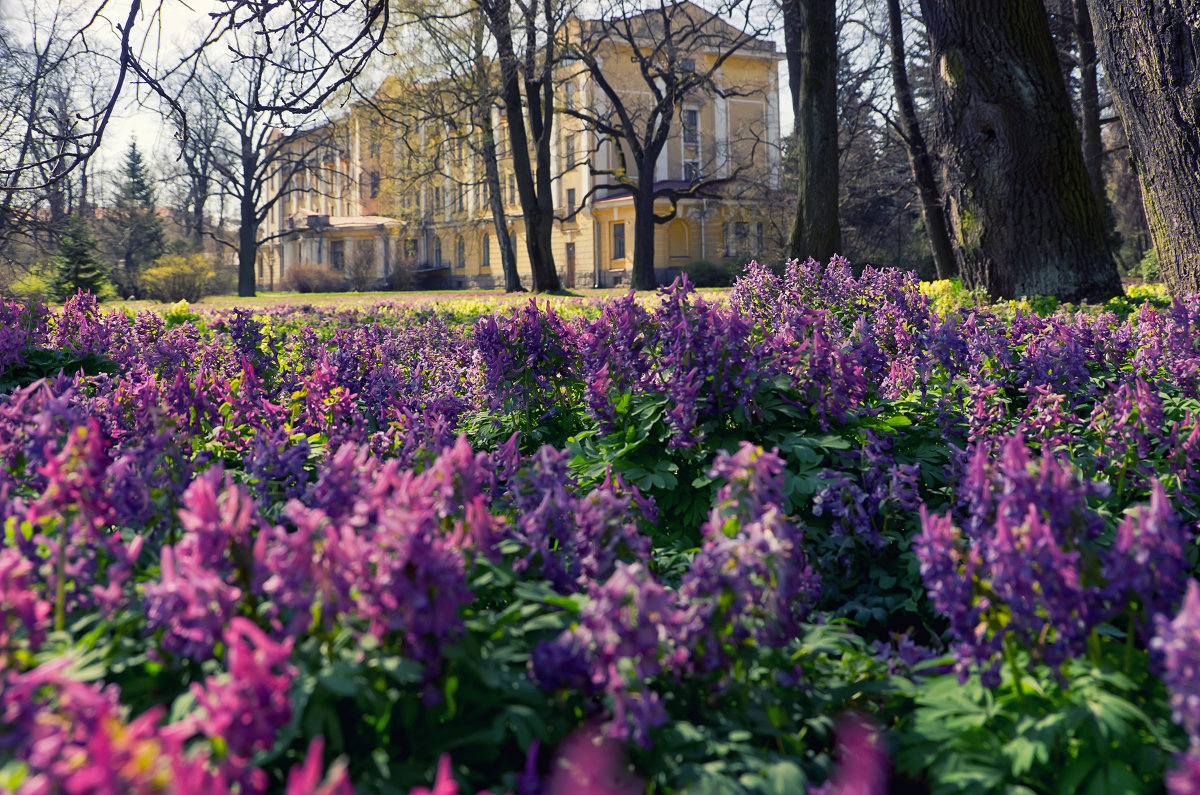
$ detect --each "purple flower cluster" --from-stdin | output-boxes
[533,562,680,746]
[0,653,351,795]
[145,469,259,659]
[679,443,820,670]
[177,618,297,789]
[504,445,652,592]
[919,434,1193,685]
[535,444,816,743]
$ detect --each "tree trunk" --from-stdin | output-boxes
[784,0,841,263]
[1085,0,1200,296]
[919,0,1123,302]
[631,183,657,290]
[238,198,257,297]
[1074,0,1106,221]
[478,109,523,292]
[483,0,559,292]
[887,0,957,280]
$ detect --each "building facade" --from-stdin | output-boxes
[257,2,782,291]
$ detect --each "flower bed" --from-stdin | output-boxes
[0,258,1196,794]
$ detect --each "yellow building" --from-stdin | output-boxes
[257,1,782,291]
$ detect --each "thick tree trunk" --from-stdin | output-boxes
[238,200,257,297]
[887,0,957,280]
[783,0,841,263]
[477,110,522,292]
[1085,0,1200,296]
[631,183,657,290]
[919,0,1123,302]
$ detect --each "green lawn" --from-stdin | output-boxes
[110,286,730,313]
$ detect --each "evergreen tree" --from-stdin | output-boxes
[50,216,110,301]
[104,140,164,298]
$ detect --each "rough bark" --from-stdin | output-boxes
[887,0,957,280]
[919,0,1122,302]
[783,0,841,263]
[1085,0,1200,296]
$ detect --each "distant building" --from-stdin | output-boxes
[257,1,781,290]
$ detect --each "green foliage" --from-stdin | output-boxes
[1137,248,1160,282]
[0,347,118,393]
[104,140,165,298]
[283,265,347,293]
[681,259,738,287]
[141,253,216,302]
[893,648,1183,794]
[49,217,110,302]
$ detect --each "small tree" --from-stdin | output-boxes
[50,216,109,301]
[104,140,165,297]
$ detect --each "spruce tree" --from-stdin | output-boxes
[50,217,110,301]
[104,140,164,298]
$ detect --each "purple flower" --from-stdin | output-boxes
[180,618,296,789]
[534,563,680,746]
[1104,480,1192,632]
[679,444,819,670]
[1154,579,1200,743]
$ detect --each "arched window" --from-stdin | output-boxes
[668,219,689,260]
[456,236,465,269]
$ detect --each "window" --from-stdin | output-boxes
[612,222,625,260]
[680,58,696,73]
[456,236,465,269]
[368,134,380,159]
[456,184,465,213]
[330,240,345,271]
[370,171,380,198]
[683,160,700,183]
[563,82,575,110]
[433,186,443,210]
[482,234,490,269]
[723,221,750,257]
[566,188,576,212]
[433,237,443,268]
[682,109,699,145]
[507,174,516,205]
[404,238,418,260]
[756,222,765,255]
[565,133,576,167]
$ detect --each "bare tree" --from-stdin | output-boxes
[885,0,954,278]
[0,4,109,266]
[370,2,524,291]
[476,0,564,291]
[563,0,776,290]
[184,40,335,296]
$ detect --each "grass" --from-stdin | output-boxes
[108,286,732,314]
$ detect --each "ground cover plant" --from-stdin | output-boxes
[0,257,1197,794]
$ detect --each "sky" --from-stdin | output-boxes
[100,0,794,185]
